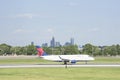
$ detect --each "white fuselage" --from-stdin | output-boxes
[40,54,94,62]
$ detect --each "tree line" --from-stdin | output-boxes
[0,43,120,56]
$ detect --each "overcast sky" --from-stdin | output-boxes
[0,0,120,46]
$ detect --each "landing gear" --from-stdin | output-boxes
[64,61,67,65]
[64,61,68,68]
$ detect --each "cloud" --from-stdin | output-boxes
[0,13,34,19]
[88,27,100,32]
[47,28,54,34]
[0,13,54,19]
[14,29,25,33]
[14,13,55,19]
[67,2,78,6]
[13,29,35,34]
[15,13,35,19]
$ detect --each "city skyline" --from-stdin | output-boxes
[42,37,74,47]
[0,0,120,46]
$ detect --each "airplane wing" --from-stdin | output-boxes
[59,56,69,62]
[58,56,70,64]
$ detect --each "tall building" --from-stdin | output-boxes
[64,38,75,46]
[64,42,71,46]
[50,37,55,47]
[56,42,61,47]
[31,42,34,45]
[42,43,48,47]
[70,38,74,45]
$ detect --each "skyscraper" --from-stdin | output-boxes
[64,38,74,46]
[70,38,74,45]
[31,42,34,45]
[50,37,55,47]
[42,43,48,47]
[56,42,61,47]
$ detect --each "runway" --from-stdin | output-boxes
[0,64,120,68]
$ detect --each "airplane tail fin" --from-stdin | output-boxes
[36,46,47,56]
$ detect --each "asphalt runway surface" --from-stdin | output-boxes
[0,64,120,68]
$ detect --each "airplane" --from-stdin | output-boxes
[36,46,95,64]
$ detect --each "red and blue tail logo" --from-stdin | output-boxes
[36,46,47,56]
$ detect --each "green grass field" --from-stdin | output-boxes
[0,67,120,80]
[94,57,120,64]
[0,56,120,80]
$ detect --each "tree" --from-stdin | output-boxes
[92,46,101,56]
[110,45,118,56]
[0,44,11,55]
[26,44,36,55]
[82,43,93,55]
[116,44,120,55]
[43,47,64,55]
[63,45,79,55]
[43,47,52,55]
